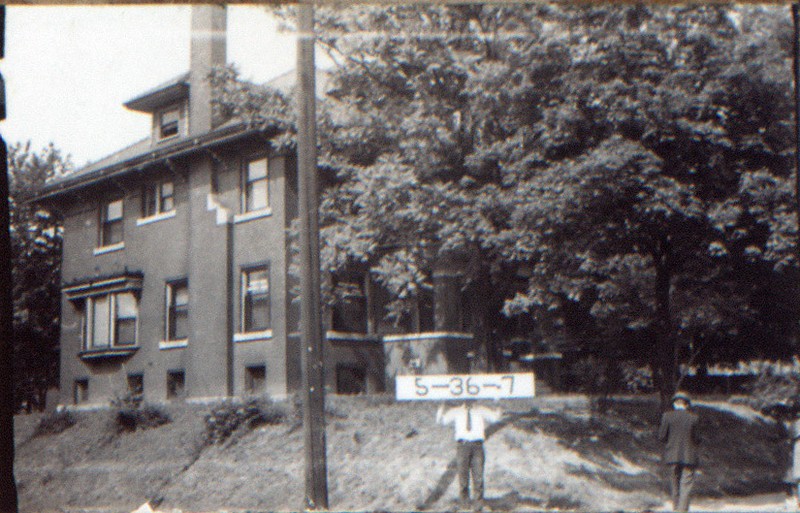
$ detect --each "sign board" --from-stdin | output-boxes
[396,373,535,401]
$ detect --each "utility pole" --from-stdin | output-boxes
[0,6,18,513]
[793,4,800,351]
[297,2,329,510]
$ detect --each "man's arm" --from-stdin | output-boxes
[436,404,450,425]
[478,405,503,424]
[658,413,669,442]
[691,418,701,446]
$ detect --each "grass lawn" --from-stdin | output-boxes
[13,395,789,512]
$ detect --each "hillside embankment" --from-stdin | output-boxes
[13,395,789,512]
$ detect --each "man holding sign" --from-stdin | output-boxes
[437,401,503,509]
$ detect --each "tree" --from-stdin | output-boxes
[9,142,69,412]
[214,4,798,402]
[490,5,797,403]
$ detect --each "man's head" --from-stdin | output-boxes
[672,391,691,410]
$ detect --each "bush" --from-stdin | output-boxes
[205,397,286,445]
[111,393,170,432]
[621,363,655,393]
[114,404,171,433]
[746,364,800,420]
[33,409,76,437]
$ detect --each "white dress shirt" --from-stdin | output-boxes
[437,403,502,442]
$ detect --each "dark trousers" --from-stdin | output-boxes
[670,464,696,512]
[456,440,485,502]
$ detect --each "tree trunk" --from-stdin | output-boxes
[0,136,19,513]
[653,235,676,411]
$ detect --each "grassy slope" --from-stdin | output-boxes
[13,396,787,513]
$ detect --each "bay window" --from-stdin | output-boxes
[82,291,139,350]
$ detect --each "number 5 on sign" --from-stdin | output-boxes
[395,373,535,401]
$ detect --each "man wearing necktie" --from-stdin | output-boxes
[437,401,503,509]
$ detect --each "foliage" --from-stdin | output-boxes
[217,5,800,399]
[32,409,76,438]
[9,142,70,412]
[746,364,800,419]
[621,363,655,394]
[111,392,170,433]
[204,398,287,445]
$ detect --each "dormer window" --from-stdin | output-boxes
[157,106,182,141]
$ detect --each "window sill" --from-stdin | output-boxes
[93,242,125,256]
[156,132,181,143]
[233,208,272,224]
[137,210,176,226]
[326,330,382,344]
[234,330,273,343]
[79,346,139,360]
[159,339,188,350]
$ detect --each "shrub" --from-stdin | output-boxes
[33,409,76,437]
[205,397,286,444]
[115,404,171,433]
[746,365,800,420]
[621,363,655,393]
[111,392,170,432]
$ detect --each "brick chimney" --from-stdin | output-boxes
[189,4,227,135]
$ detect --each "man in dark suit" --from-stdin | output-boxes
[658,391,701,512]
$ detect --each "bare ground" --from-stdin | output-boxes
[13,395,788,512]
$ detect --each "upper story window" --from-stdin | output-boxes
[242,157,269,213]
[166,279,189,342]
[100,198,124,247]
[158,107,181,140]
[242,266,270,333]
[142,180,175,218]
[82,291,139,350]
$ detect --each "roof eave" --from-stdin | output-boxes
[35,122,259,203]
[124,83,190,113]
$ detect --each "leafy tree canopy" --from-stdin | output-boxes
[213,4,799,397]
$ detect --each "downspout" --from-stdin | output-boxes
[226,219,234,397]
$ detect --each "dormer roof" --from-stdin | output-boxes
[124,72,190,113]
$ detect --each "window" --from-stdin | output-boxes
[166,370,185,399]
[158,107,180,139]
[127,373,144,400]
[74,379,89,405]
[100,198,124,247]
[242,267,270,333]
[82,292,139,349]
[336,364,367,395]
[242,157,269,213]
[166,280,189,341]
[245,365,266,395]
[142,181,175,218]
[332,275,367,333]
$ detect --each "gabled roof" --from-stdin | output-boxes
[124,72,190,113]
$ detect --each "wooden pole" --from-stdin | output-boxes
[297,2,329,510]
[793,4,800,351]
[0,6,19,512]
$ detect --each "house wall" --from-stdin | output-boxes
[212,146,295,399]
[56,137,299,406]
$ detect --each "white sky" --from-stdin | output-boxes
[0,5,308,167]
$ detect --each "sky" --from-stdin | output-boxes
[0,5,307,168]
